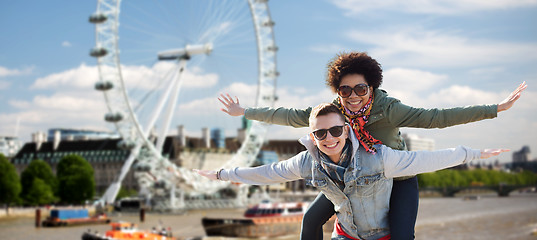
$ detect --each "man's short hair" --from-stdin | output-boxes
[309,103,346,127]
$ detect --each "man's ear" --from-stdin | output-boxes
[309,133,318,146]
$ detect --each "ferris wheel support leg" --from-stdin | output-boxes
[100,144,142,204]
[156,59,188,152]
[142,64,181,139]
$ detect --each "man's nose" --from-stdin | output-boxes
[325,131,336,140]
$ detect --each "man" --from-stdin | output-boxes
[195,103,507,240]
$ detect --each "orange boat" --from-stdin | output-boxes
[81,222,176,240]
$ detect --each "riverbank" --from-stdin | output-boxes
[415,193,537,239]
[0,206,97,219]
[1,193,536,239]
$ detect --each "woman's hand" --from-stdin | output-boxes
[497,82,527,112]
[480,149,510,159]
[218,93,245,116]
[193,169,218,180]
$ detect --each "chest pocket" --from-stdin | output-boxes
[305,179,327,188]
[350,173,383,197]
[366,112,385,126]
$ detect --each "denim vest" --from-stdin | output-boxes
[300,133,392,240]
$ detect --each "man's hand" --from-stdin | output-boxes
[498,82,527,112]
[218,93,245,116]
[480,149,510,159]
[193,169,218,180]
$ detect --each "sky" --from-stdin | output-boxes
[1,0,536,164]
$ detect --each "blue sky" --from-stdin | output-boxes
[1,0,536,163]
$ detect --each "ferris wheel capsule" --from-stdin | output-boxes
[104,112,123,122]
[90,47,108,57]
[95,81,113,91]
[89,13,107,24]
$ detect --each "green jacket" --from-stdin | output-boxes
[245,88,498,151]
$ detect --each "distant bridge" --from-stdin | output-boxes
[420,184,537,197]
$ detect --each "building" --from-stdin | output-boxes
[46,128,118,142]
[508,146,537,173]
[513,146,531,163]
[402,133,435,151]
[0,136,22,158]
[10,125,313,196]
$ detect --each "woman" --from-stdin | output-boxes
[218,51,526,240]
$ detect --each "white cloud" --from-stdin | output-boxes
[31,62,219,91]
[108,63,218,90]
[309,44,347,54]
[0,66,34,77]
[33,93,104,111]
[0,80,10,89]
[8,99,32,109]
[62,41,72,47]
[330,0,537,15]
[0,91,109,141]
[31,63,98,89]
[4,62,220,141]
[176,82,334,118]
[467,67,506,78]
[383,68,448,92]
[424,85,500,107]
[345,28,537,68]
[381,68,449,104]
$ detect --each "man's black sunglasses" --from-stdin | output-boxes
[312,125,345,140]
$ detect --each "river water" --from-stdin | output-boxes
[1,193,536,240]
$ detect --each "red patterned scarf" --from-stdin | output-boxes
[334,92,382,154]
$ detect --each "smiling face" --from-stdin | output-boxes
[310,112,348,163]
[338,74,373,113]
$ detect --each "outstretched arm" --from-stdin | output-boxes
[194,151,309,184]
[382,145,509,178]
[218,93,312,127]
[219,93,245,116]
[385,82,527,129]
[497,81,527,112]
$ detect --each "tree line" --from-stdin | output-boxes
[418,169,537,188]
[0,153,95,207]
[2,152,537,208]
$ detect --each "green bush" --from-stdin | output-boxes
[0,154,22,207]
[57,155,95,204]
[418,169,537,187]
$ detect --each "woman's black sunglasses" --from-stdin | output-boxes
[312,125,345,140]
[337,84,369,98]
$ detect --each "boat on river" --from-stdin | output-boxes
[81,221,176,240]
[202,201,330,238]
[42,208,110,227]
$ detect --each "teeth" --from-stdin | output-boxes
[326,142,337,148]
[348,101,361,105]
